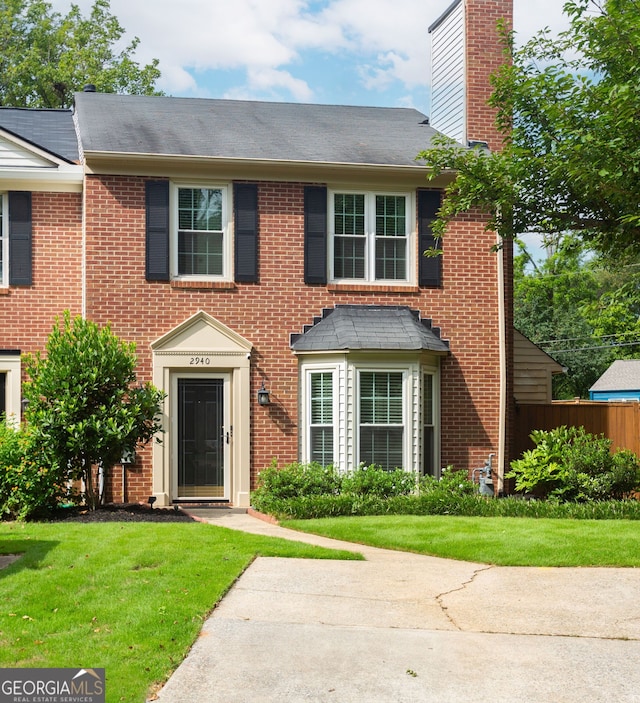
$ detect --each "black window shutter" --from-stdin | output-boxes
[9,191,32,286]
[234,183,258,283]
[418,190,442,287]
[145,180,170,281]
[304,186,327,285]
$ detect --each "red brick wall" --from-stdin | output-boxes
[465,0,515,472]
[83,175,503,500]
[0,191,83,354]
[465,0,513,152]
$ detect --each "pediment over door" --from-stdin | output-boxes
[151,310,252,355]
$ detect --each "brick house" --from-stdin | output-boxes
[0,0,513,507]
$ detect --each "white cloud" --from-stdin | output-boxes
[48,0,571,101]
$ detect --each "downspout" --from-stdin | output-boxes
[72,105,87,318]
[81,179,87,318]
[496,236,506,494]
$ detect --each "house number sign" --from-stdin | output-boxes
[189,356,212,366]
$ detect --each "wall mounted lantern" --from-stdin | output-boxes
[257,382,271,406]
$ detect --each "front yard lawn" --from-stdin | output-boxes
[0,521,359,702]
[283,515,640,567]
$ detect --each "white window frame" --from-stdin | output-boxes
[422,369,441,477]
[328,190,414,285]
[356,366,409,471]
[0,353,22,427]
[302,365,339,467]
[0,192,7,287]
[170,183,231,281]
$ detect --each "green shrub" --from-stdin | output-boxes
[0,422,72,520]
[419,466,476,496]
[254,460,342,501]
[507,426,640,501]
[252,461,480,519]
[341,465,417,498]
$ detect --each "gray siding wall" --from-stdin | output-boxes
[429,0,465,144]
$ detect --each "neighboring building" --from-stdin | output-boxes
[0,107,83,425]
[0,0,514,505]
[514,330,565,404]
[589,360,640,402]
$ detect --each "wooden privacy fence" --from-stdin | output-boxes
[514,400,640,460]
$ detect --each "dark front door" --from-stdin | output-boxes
[177,378,226,499]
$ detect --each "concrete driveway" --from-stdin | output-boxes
[153,511,640,703]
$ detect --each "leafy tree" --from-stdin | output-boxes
[514,237,612,398]
[0,0,161,108]
[23,312,165,509]
[418,0,640,263]
[515,236,640,398]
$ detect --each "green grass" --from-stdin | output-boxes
[283,515,640,567]
[0,521,360,702]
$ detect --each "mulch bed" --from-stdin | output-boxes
[43,503,195,523]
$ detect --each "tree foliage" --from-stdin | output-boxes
[23,312,165,509]
[515,237,640,398]
[0,0,161,108]
[418,0,640,262]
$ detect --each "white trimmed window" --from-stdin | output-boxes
[423,372,437,475]
[358,371,405,470]
[0,193,7,286]
[330,191,412,283]
[301,358,438,475]
[308,370,336,466]
[172,185,230,279]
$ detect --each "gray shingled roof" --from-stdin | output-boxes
[290,306,449,352]
[590,359,640,392]
[0,107,79,163]
[73,92,441,166]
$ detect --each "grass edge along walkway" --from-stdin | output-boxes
[283,514,640,568]
[0,520,360,703]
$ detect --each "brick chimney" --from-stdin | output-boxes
[429,0,513,152]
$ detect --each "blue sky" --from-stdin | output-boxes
[52,0,570,117]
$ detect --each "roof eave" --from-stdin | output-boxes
[80,150,456,187]
[0,166,83,192]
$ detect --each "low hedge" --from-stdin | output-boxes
[251,461,640,521]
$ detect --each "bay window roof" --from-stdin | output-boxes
[290,305,449,353]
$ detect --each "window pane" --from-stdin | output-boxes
[178,188,222,231]
[375,238,406,280]
[360,426,403,470]
[334,194,365,235]
[311,372,333,424]
[376,196,405,236]
[423,374,434,426]
[178,231,223,275]
[334,236,366,279]
[360,372,403,424]
[310,427,334,466]
[423,374,435,475]
[310,372,333,467]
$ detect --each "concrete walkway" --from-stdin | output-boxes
[153,510,640,703]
